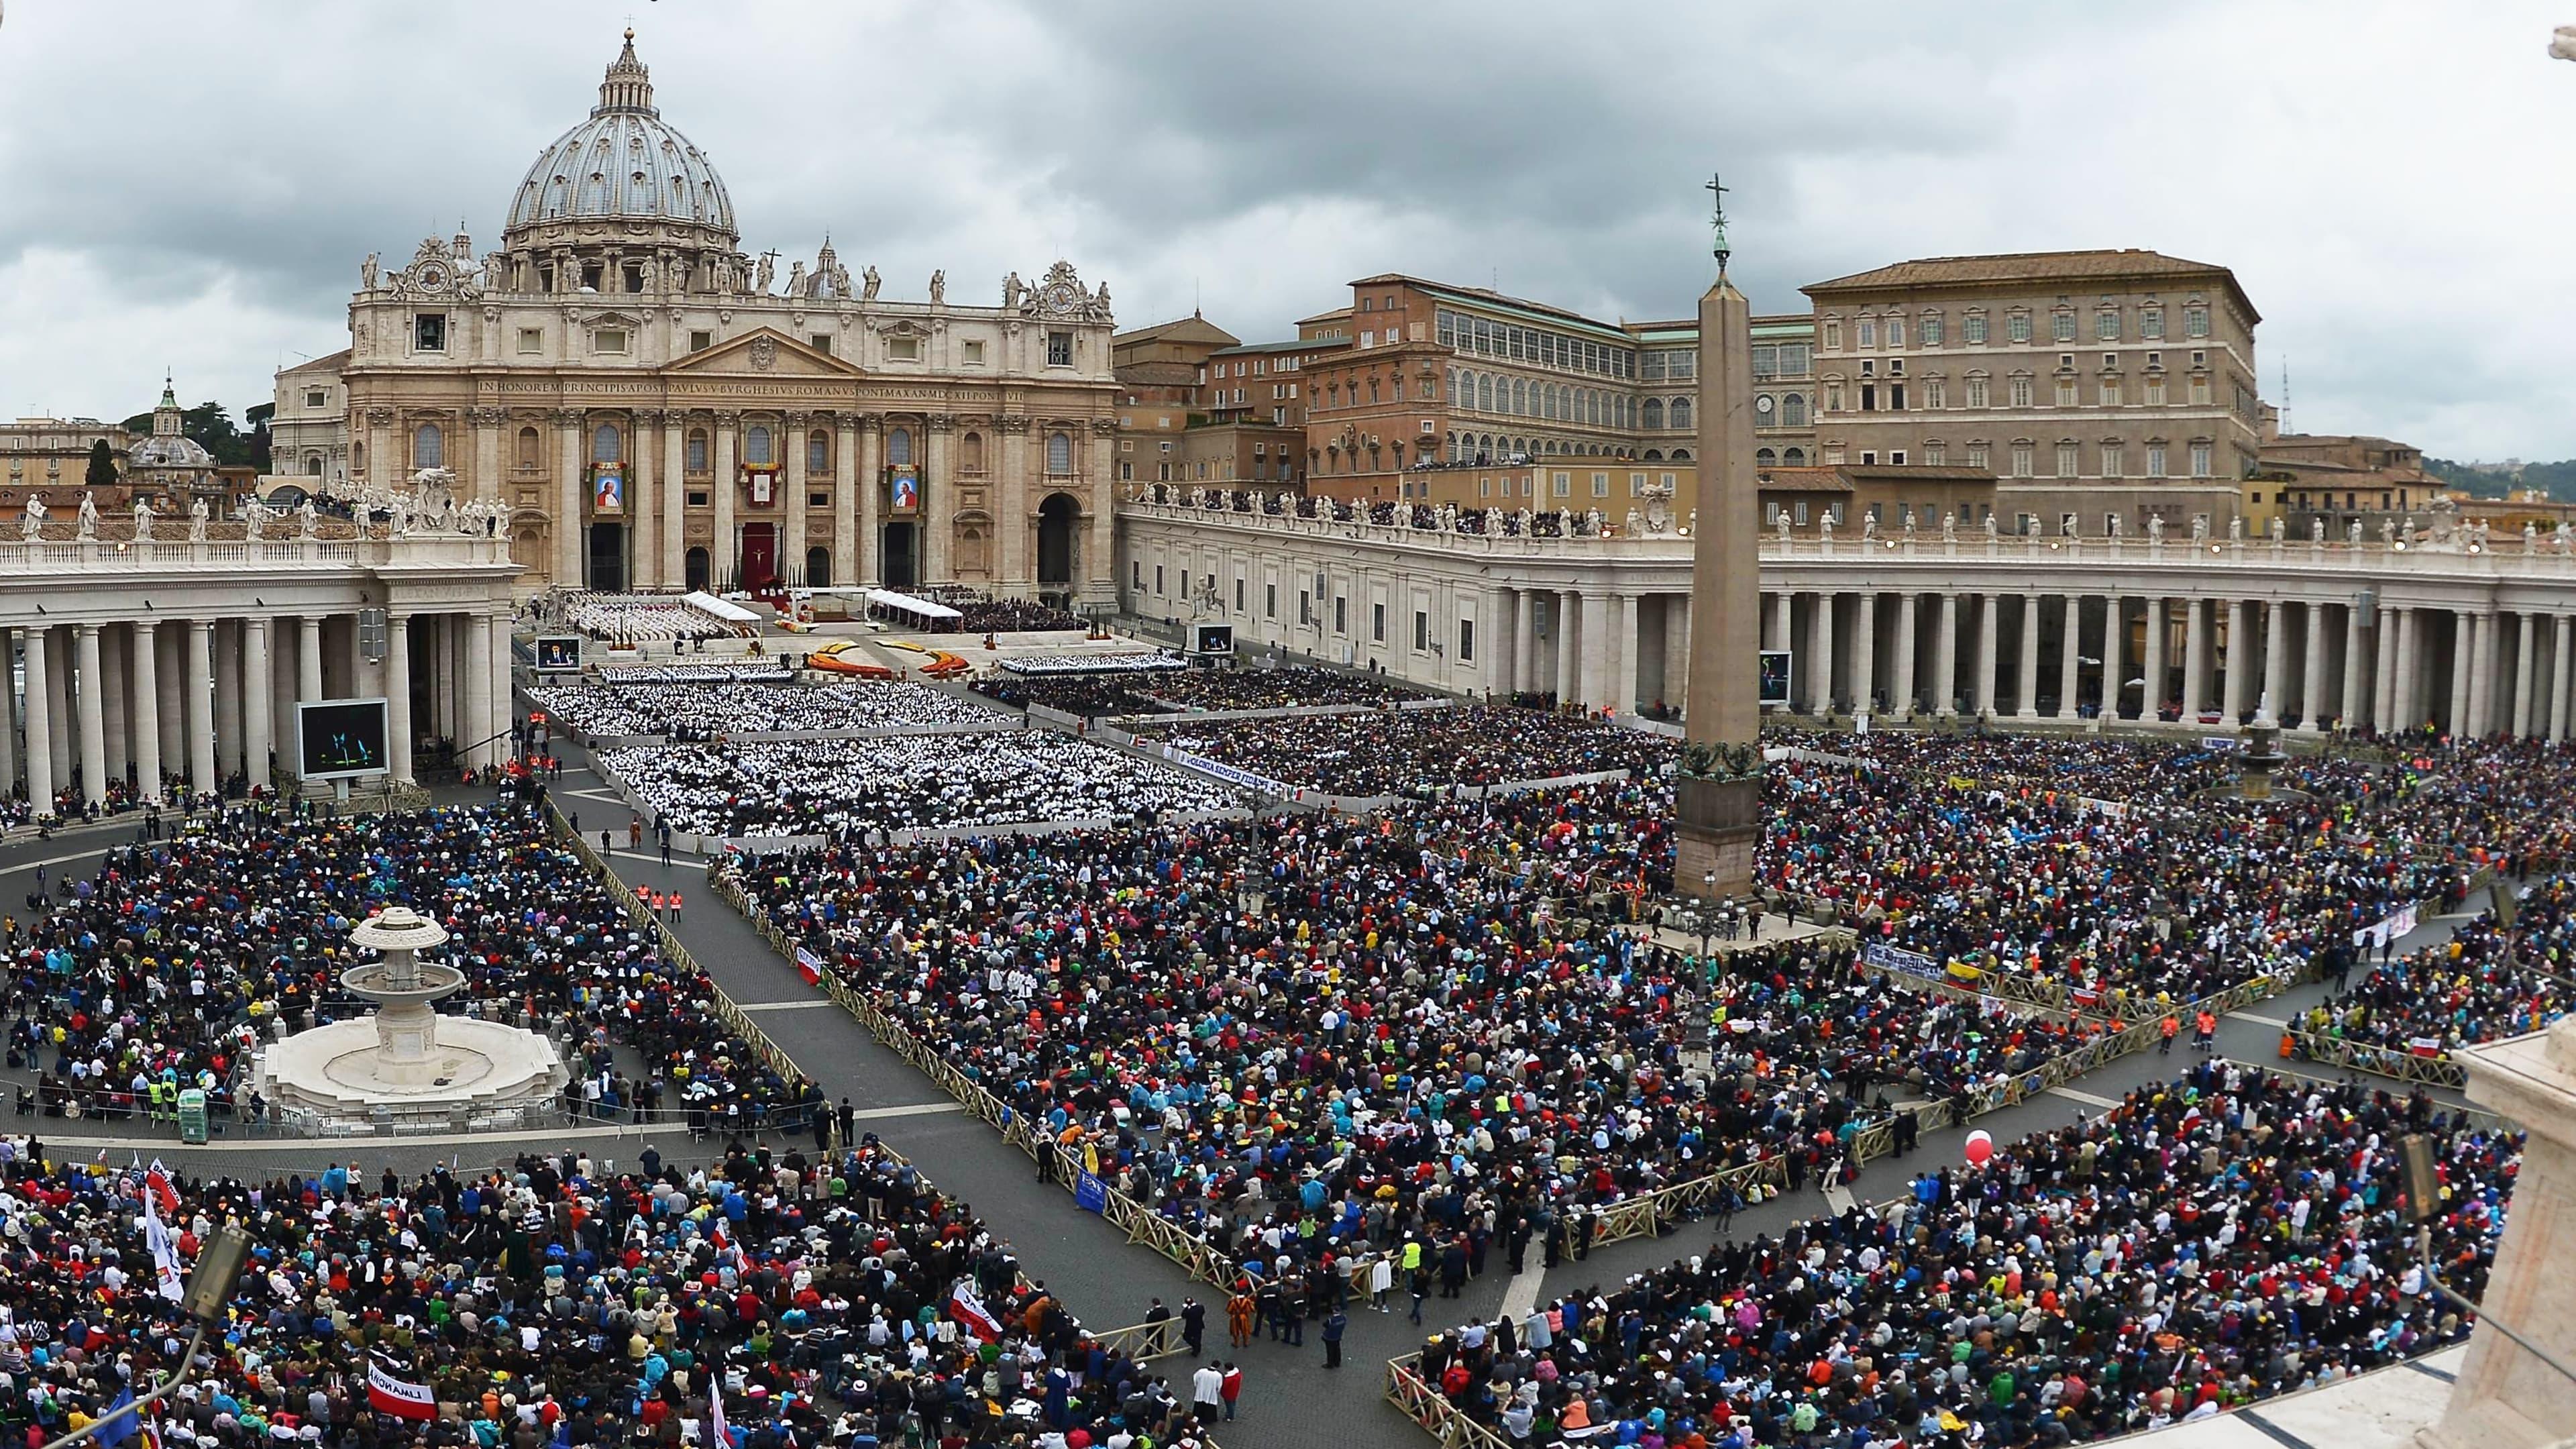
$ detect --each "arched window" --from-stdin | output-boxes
[1046,431,1073,474]
[888,427,913,466]
[1669,449,1691,461]
[1783,447,1807,465]
[591,423,621,465]
[686,429,709,472]
[516,427,540,468]
[1641,398,1664,430]
[961,431,984,472]
[1477,376,1494,411]
[1669,397,1692,429]
[1511,378,1527,415]
[1643,449,1664,461]
[352,439,367,474]
[808,430,830,473]
[305,453,324,476]
[1756,448,1778,466]
[745,425,773,466]
[1782,393,1807,427]
[413,423,443,470]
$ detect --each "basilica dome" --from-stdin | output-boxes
[502,31,737,249]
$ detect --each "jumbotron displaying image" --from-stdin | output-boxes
[297,697,389,780]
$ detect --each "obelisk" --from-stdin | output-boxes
[1675,176,1762,902]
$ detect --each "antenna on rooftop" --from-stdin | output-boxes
[2279,357,2291,435]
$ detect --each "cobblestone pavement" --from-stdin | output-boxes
[0,753,2490,1449]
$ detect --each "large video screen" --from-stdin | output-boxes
[1758,650,1792,706]
[297,698,390,781]
[535,635,582,672]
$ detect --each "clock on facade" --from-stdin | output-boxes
[1755,394,1774,416]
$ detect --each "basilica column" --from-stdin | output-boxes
[660,416,687,590]
[2055,596,2082,720]
[1849,592,1876,719]
[2260,599,2287,720]
[835,415,861,590]
[857,415,883,587]
[2514,612,2539,739]
[1811,592,1837,716]
[2343,602,2371,733]
[129,621,161,804]
[2300,600,2330,731]
[712,412,740,590]
[1972,592,1999,717]
[74,625,106,808]
[554,410,586,589]
[922,417,954,586]
[1891,592,1917,720]
[2143,598,2169,722]
[631,411,659,591]
[386,613,413,784]
[996,416,1030,589]
[186,620,217,799]
[1931,591,1959,718]
[365,408,395,489]
[1087,421,1117,600]
[244,617,273,788]
[470,408,504,503]
[783,411,810,583]
[20,629,52,811]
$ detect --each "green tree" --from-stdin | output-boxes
[83,439,116,488]
[122,400,259,468]
[245,402,274,472]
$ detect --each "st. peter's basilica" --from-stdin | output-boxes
[276,31,1120,603]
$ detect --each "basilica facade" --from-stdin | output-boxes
[304,32,1120,602]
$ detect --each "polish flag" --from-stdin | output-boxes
[366,1358,437,1421]
[2408,1037,2445,1058]
[795,947,824,987]
[144,1163,180,1220]
[948,1281,1004,1343]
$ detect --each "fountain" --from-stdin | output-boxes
[255,904,568,1132]
[2237,708,2290,800]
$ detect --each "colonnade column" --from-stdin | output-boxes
[1811,592,1836,716]
[2055,595,2081,721]
[244,617,272,789]
[2143,598,2167,722]
[2300,601,2330,731]
[1663,594,1690,707]
[1555,592,1580,704]
[42,630,68,790]
[386,613,413,785]
[2220,600,2249,721]
[2260,599,2286,720]
[154,626,182,787]
[463,612,493,771]
[2015,592,2041,720]
[2469,610,2498,737]
[0,632,15,801]
[2183,598,2209,720]
[20,629,52,810]
[2102,595,2125,721]
[2342,602,2371,733]
[783,411,810,584]
[1891,592,1917,720]
[1577,590,1610,711]
[214,621,244,780]
[2450,611,2477,735]
[2514,612,2539,740]
[186,621,217,799]
[101,627,128,784]
[1613,594,1640,715]
[1850,593,1876,720]
[555,411,586,589]
[1513,590,1538,702]
[2553,616,2574,744]
[298,616,325,704]
[74,625,106,807]
[2392,607,2420,732]
[1973,592,1999,718]
[129,622,161,804]
[1933,591,1960,718]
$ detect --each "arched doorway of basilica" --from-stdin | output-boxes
[882,521,918,590]
[806,547,831,588]
[587,521,627,593]
[685,547,710,592]
[1037,492,1079,586]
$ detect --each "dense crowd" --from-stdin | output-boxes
[718,781,2101,1307]
[2296,872,2576,1057]
[0,804,818,1134]
[1134,706,1675,796]
[555,594,747,645]
[597,734,1239,841]
[1417,1063,2516,1448]
[527,682,1002,741]
[1139,667,1432,712]
[953,598,1088,633]
[967,677,1183,719]
[0,1134,1220,1449]
[596,659,796,685]
[995,654,1184,677]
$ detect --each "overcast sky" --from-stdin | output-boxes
[0,1,2565,458]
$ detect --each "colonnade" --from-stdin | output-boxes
[1482,583,2575,739]
[1,607,515,813]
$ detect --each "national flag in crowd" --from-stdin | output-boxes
[709,1375,731,1448]
[795,947,824,986]
[140,1193,184,1304]
[144,1162,180,1219]
[2409,1036,2445,1058]
[948,1280,1004,1343]
[366,1356,437,1421]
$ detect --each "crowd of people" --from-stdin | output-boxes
[967,676,1184,719]
[0,1134,1222,1449]
[597,659,797,686]
[553,593,749,645]
[1133,706,1675,796]
[527,682,1003,741]
[1415,1062,2517,1447]
[2294,871,2576,1058]
[1140,667,1432,713]
[0,802,820,1134]
[953,597,1089,634]
[995,654,1185,677]
[596,733,1240,841]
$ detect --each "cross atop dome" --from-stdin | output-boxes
[594,27,656,117]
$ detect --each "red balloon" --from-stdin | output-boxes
[1963,1130,1994,1166]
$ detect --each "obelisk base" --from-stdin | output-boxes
[1675,774,1760,901]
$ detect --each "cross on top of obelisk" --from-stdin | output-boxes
[1705,172,1732,276]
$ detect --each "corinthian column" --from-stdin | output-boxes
[783,411,811,582]
[553,409,586,588]
[924,415,953,585]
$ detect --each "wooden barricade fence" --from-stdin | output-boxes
[1386,1357,1512,1449]
[2287,1031,2473,1089]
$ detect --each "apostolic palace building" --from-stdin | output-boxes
[280,32,1122,605]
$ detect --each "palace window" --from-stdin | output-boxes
[2056,441,2080,476]
[2006,313,2032,343]
[1921,314,1944,346]
[412,423,443,470]
[1964,314,1988,345]
[2185,306,2210,337]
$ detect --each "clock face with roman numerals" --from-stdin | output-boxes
[1042,281,1079,315]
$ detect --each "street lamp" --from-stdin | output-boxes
[48,1223,255,1449]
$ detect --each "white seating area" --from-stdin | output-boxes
[554,591,751,643]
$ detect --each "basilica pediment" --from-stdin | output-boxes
[665,327,860,378]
